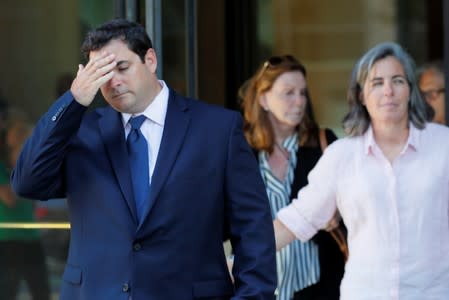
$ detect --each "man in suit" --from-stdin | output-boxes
[11,19,276,300]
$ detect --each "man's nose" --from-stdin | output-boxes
[109,74,121,87]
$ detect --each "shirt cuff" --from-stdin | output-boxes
[277,204,318,241]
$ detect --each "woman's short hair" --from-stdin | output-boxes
[343,42,429,136]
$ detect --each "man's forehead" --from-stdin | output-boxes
[420,70,445,87]
[89,39,130,60]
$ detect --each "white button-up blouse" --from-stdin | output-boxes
[277,123,449,300]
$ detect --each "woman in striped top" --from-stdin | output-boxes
[239,55,345,300]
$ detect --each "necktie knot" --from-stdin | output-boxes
[129,115,146,130]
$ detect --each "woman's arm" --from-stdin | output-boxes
[273,219,296,251]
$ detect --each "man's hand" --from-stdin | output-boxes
[70,52,116,106]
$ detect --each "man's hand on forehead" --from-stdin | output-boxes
[70,52,116,107]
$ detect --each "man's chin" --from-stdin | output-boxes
[107,98,131,112]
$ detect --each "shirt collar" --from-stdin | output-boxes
[122,80,169,126]
[363,122,420,155]
[283,133,299,153]
[363,126,375,155]
[407,123,420,151]
[260,133,299,166]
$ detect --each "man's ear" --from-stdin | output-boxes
[145,48,157,73]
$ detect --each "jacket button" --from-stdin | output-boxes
[122,283,129,292]
[133,243,141,251]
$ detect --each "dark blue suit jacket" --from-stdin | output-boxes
[12,90,276,300]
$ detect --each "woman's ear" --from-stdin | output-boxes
[358,88,365,105]
[258,94,269,111]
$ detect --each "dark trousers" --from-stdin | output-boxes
[293,281,335,300]
[0,240,50,300]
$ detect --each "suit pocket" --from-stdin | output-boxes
[62,264,82,285]
[192,279,234,298]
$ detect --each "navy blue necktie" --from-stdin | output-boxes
[127,115,150,222]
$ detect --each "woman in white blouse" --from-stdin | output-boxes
[274,42,449,300]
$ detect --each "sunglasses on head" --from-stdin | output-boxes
[256,55,300,80]
[263,55,297,68]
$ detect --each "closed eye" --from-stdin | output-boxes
[116,60,130,72]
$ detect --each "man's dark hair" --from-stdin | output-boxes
[81,19,153,63]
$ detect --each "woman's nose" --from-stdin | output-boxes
[384,81,394,96]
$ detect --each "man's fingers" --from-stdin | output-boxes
[95,60,117,78]
[71,52,116,107]
[96,70,115,87]
[77,64,84,76]
[84,51,109,67]
[85,53,115,75]
[75,57,116,90]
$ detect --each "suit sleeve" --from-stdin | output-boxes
[224,112,276,300]
[11,91,87,200]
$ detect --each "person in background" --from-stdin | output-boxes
[417,60,445,124]
[11,19,276,299]
[0,93,9,160]
[239,55,345,300]
[0,117,50,300]
[273,42,449,299]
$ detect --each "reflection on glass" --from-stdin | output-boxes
[0,1,114,299]
[0,119,50,299]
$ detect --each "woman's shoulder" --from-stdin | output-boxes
[323,134,362,158]
[424,122,449,135]
[420,122,449,148]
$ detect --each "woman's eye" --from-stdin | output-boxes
[393,78,405,84]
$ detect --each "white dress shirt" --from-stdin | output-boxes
[122,80,168,184]
[278,123,449,300]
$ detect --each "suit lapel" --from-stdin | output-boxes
[98,107,138,223]
[138,92,190,225]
